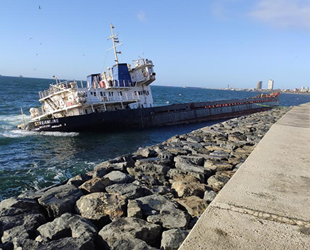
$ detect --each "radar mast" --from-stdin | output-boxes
[107,24,123,64]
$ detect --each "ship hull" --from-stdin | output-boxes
[24,96,279,132]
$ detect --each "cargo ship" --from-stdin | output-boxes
[18,25,280,132]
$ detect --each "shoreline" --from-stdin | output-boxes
[0,107,291,250]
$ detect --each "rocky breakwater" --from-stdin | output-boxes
[0,107,290,250]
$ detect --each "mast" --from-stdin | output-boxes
[107,24,123,64]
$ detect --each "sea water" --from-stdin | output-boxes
[1,76,310,200]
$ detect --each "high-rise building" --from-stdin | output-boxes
[256,81,262,90]
[268,79,274,90]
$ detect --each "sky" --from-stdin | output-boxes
[0,0,310,89]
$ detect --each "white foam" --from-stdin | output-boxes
[0,114,31,126]
[1,130,79,138]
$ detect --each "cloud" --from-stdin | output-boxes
[137,10,147,23]
[249,0,310,29]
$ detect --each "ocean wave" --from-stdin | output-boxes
[0,114,31,126]
[1,130,79,138]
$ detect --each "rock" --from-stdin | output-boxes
[175,196,208,218]
[171,180,207,198]
[0,197,42,217]
[135,147,157,158]
[103,171,133,184]
[228,132,247,142]
[93,160,128,178]
[203,189,217,203]
[38,184,83,218]
[105,183,151,199]
[109,236,158,250]
[75,192,126,224]
[0,197,46,246]
[35,237,96,250]
[79,177,107,193]
[161,229,189,250]
[174,155,204,166]
[207,173,231,191]
[67,173,92,187]
[98,217,162,248]
[136,194,188,229]
[1,213,46,243]
[36,213,97,247]
[167,169,205,184]
[174,160,205,175]
[157,150,174,164]
[127,200,143,218]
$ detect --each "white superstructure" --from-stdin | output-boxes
[29,24,156,122]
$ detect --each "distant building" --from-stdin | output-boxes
[267,79,274,90]
[256,81,262,90]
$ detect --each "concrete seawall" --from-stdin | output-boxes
[179,103,310,249]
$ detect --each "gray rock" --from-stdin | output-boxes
[105,183,151,199]
[67,173,92,187]
[1,213,46,244]
[175,196,208,218]
[92,160,129,178]
[136,194,188,229]
[109,236,158,250]
[38,184,83,218]
[161,228,189,250]
[174,155,204,166]
[37,213,97,244]
[79,177,108,193]
[0,197,46,246]
[103,171,133,184]
[207,173,231,191]
[203,189,217,203]
[75,192,126,222]
[127,199,143,218]
[98,217,161,248]
[35,237,96,250]
[171,180,207,198]
[0,197,42,217]
[135,147,157,158]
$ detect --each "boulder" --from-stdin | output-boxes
[175,196,208,218]
[0,197,46,246]
[136,194,188,229]
[174,155,204,166]
[103,171,133,184]
[35,237,96,250]
[36,213,97,245]
[75,192,126,223]
[203,189,217,203]
[92,160,128,178]
[67,173,92,187]
[207,173,231,191]
[98,217,161,248]
[135,147,157,158]
[109,236,158,250]
[38,184,83,218]
[1,213,46,243]
[79,177,107,193]
[171,180,207,198]
[0,197,42,217]
[105,183,151,199]
[127,200,143,218]
[161,229,189,250]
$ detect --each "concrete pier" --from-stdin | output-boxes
[179,103,310,250]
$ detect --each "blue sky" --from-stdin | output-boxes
[0,0,309,89]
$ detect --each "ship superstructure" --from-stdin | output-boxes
[28,24,155,123]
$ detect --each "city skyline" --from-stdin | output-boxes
[1,0,310,89]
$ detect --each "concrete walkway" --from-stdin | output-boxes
[179,103,310,250]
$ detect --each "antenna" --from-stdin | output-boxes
[107,24,123,64]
